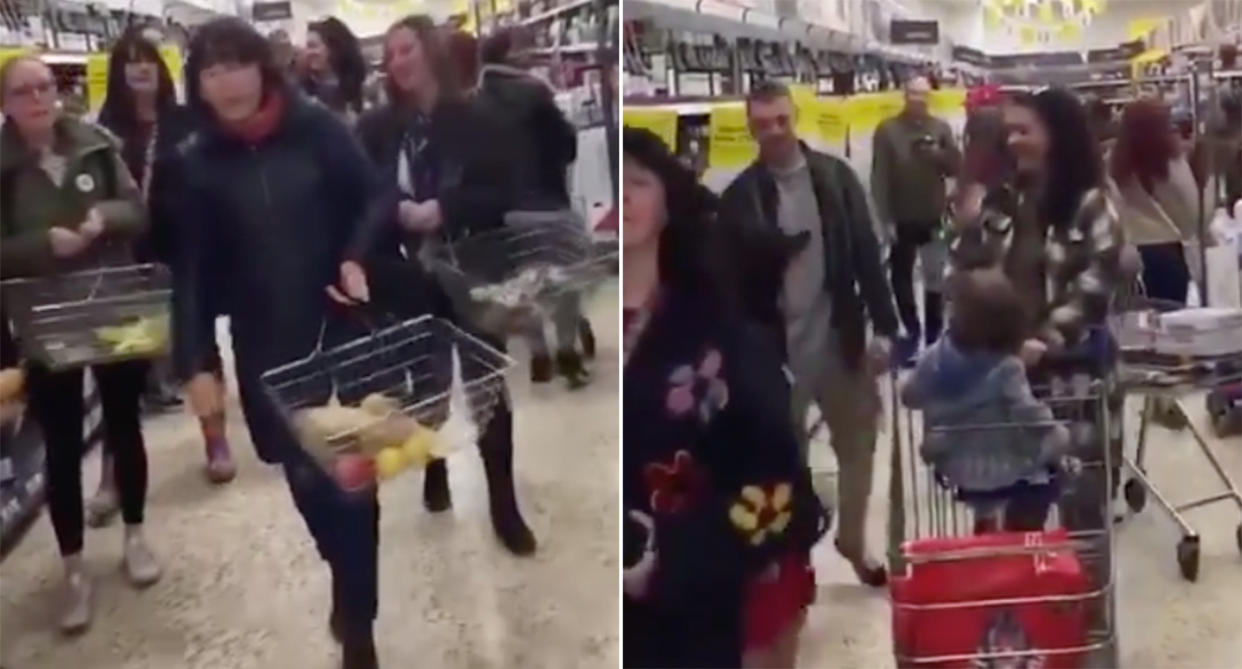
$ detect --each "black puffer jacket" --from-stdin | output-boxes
[352,95,517,258]
[477,65,577,210]
[172,91,378,463]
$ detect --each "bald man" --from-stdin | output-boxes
[872,76,960,365]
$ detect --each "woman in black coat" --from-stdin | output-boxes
[622,128,827,667]
[173,19,380,669]
[92,27,235,530]
[351,14,535,556]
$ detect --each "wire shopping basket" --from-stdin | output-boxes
[0,264,171,371]
[427,212,617,335]
[260,315,514,493]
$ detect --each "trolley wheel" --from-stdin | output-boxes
[1177,536,1201,582]
[1123,478,1147,513]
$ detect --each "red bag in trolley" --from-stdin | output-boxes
[890,529,1092,669]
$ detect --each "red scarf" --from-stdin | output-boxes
[221,91,285,144]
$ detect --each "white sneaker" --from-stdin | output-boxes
[59,571,92,634]
[123,534,162,587]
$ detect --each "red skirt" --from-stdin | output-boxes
[743,551,815,650]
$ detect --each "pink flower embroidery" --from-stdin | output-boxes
[664,348,730,423]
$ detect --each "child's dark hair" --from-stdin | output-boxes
[947,268,1027,354]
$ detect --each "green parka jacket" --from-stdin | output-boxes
[0,115,147,280]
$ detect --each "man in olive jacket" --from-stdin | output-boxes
[871,75,960,362]
[719,81,898,587]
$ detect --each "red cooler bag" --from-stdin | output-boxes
[890,529,1091,669]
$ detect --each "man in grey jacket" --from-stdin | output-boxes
[720,81,899,586]
[872,76,960,364]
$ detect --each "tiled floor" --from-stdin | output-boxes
[0,285,620,669]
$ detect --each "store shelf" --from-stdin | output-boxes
[519,0,594,27]
[527,42,600,55]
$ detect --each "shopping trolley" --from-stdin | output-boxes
[261,313,514,493]
[1110,291,1242,581]
[886,368,1119,668]
[426,212,618,336]
[0,264,171,370]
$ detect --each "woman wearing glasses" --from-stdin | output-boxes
[0,54,160,634]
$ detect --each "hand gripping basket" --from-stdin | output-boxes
[260,315,514,493]
[427,211,618,336]
[1,264,172,371]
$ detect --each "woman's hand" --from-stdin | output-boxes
[48,227,90,258]
[78,208,104,241]
[398,199,442,233]
[185,372,223,418]
[326,260,370,305]
[1019,338,1047,367]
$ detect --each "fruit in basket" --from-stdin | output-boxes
[94,315,169,355]
[374,447,409,480]
[358,413,422,455]
[333,453,376,491]
[360,392,400,417]
[400,427,437,467]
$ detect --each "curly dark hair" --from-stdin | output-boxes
[306,17,366,112]
[185,17,286,118]
[1010,88,1103,230]
[622,126,731,303]
[97,26,178,137]
[1110,97,1176,194]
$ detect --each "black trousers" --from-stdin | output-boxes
[26,360,148,555]
[1138,242,1190,305]
[889,221,943,342]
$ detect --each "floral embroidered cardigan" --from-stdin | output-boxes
[623,290,827,668]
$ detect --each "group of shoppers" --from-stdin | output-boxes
[620,73,1225,666]
[1,14,593,669]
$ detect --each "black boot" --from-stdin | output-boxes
[923,291,943,347]
[423,458,452,512]
[341,626,379,669]
[530,354,553,383]
[556,350,592,390]
[479,403,536,555]
[578,318,596,361]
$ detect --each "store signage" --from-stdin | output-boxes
[889,19,938,45]
[952,46,991,67]
[251,1,292,21]
[1086,39,1146,64]
[989,51,1082,69]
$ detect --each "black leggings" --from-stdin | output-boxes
[890,221,944,342]
[26,360,148,555]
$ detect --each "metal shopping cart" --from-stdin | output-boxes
[261,314,514,493]
[1110,291,1242,581]
[886,371,1119,668]
[0,264,171,370]
[426,212,618,337]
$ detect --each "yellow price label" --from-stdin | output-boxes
[815,98,848,144]
[707,105,757,169]
[846,92,901,133]
[622,108,678,151]
[158,45,183,85]
[929,88,966,116]
[86,53,108,111]
[789,83,819,139]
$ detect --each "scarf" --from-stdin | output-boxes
[221,91,286,145]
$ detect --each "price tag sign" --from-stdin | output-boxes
[707,105,757,169]
[622,108,678,151]
[929,88,967,116]
[86,53,108,112]
[815,98,848,144]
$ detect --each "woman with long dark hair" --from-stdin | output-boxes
[1110,98,1201,304]
[622,127,827,668]
[1,54,160,634]
[302,17,367,118]
[89,28,235,530]
[174,19,380,668]
[351,14,536,556]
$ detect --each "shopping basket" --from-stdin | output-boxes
[427,212,617,336]
[0,264,171,371]
[887,371,1118,669]
[260,314,514,493]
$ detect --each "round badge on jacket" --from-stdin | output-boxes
[75,173,95,193]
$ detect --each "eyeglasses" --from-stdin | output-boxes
[6,80,55,100]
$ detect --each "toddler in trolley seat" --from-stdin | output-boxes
[901,269,1071,534]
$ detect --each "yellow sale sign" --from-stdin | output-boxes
[708,105,757,169]
[847,92,902,133]
[622,108,678,151]
[815,98,848,144]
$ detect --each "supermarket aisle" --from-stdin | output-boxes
[0,285,620,669]
[800,377,1242,668]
